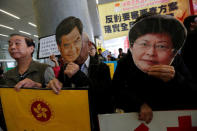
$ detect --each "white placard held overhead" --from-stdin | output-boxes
[38,35,60,59]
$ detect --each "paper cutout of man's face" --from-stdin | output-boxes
[58,27,82,63]
[130,33,175,72]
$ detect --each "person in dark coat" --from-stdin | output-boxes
[117,48,126,60]
[47,16,112,131]
[97,48,107,62]
[89,41,99,61]
[181,15,197,80]
[112,14,197,124]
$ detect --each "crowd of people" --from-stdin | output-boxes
[0,13,197,130]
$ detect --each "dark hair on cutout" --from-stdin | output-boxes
[9,34,35,56]
[55,16,83,45]
[128,14,187,53]
[132,12,158,25]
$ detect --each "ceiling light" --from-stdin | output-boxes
[33,35,38,38]
[28,22,37,27]
[19,30,31,35]
[0,24,14,30]
[0,9,20,19]
[0,34,8,37]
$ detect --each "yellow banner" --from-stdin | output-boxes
[98,0,190,40]
[0,88,91,131]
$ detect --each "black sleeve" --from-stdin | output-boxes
[170,54,197,89]
[88,63,113,114]
[58,65,89,88]
[0,100,7,131]
[70,70,89,87]
[167,54,197,108]
[112,59,143,112]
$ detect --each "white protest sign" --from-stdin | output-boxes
[102,50,110,58]
[99,110,197,131]
[39,35,60,58]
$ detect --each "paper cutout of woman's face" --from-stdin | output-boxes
[130,33,175,72]
[58,27,82,63]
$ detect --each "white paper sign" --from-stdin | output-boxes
[39,35,60,58]
[99,110,197,131]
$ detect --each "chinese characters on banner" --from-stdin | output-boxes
[38,35,60,59]
[97,0,190,40]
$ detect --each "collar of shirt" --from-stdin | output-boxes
[80,55,90,76]
[84,55,90,68]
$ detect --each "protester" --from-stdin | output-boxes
[89,41,99,60]
[46,16,112,130]
[2,34,55,89]
[49,54,63,78]
[181,15,197,80]
[98,48,106,62]
[112,14,197,124]
[107,52,116,61]
[117,48,126,59]
[0,34,55,130]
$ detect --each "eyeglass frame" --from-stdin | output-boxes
[133,41,175,52]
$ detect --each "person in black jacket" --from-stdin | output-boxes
[89,41,99,61]
[117,48,126,60]
[47,16,112,131]
[112,14,197,124]
[181,15,197,80]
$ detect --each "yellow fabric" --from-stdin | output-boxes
[106,63,115,79]
[0,88,91,131]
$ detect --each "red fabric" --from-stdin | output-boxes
[167,116,197,131]
[189,0,195,15]
[53,66,60,78]
[134,123,149,131]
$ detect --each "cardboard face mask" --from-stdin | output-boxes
[59,27,83,64]
[128,14,187,73]
[60,42,82,64]
[59,31,89,65]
